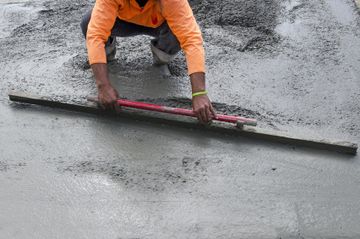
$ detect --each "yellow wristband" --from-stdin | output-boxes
[192,90,208,97]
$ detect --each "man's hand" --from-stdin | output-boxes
[190,72,216,124]
[98,84,119,110]
[91,63,119,110]
[192,94,216,124]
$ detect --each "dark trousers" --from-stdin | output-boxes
[80,9,181,55]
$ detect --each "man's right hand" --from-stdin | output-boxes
[98,84,119,110]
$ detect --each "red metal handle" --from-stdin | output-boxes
[116,99,257,126]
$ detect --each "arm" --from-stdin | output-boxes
[92,63,119,110]
[87,0,120,109]
[162,0,215,122]
[190,72,216,123]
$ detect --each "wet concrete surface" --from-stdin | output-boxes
[1,0,360,238]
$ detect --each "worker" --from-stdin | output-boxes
[81,0,215,123]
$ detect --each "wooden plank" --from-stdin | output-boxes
[8,91,358,155]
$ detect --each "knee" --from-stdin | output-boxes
[160,22,181,54]
[168,34,181,54]
[80,9,92,38]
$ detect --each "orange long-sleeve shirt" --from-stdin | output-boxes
[86,0,205,75]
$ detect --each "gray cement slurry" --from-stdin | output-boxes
[0,1,41,38]
[1,105,360,238]
[0,0,360,238]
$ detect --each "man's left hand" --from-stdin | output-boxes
[192,94,216,124]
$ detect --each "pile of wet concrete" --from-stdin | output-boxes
[190,0,280,51]
[190,0,279,27]
[2,0,281,74]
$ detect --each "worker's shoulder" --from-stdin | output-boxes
[160,0,188,5]
[159,0,190,9]
[96,0,124,6]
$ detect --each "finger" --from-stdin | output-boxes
[210,104,217,118]
[113,96,121,113]
[200,108,207,124]
[99,100,106,110]
[107,102,114,111]
[110,99,117,111]
[205,105,211,122]
[114,104,121,114]
[111,90,119,103]
[104,99,113,110]
[195,110,203,124]
[97,95,104,109]
[112,96,118,104]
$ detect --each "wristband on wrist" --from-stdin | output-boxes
[192,90,208,98]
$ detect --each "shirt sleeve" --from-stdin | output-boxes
[161,0,205,75]
[86,0,119,65]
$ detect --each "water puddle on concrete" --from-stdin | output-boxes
[283,0,302,11]
[275,19,308,41]
[328,0,356,25]
[0,0,41,38]
[275,0,309,41]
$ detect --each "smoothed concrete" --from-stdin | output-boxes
[0,0,360,238]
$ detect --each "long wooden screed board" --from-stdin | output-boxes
[8,91,358,155]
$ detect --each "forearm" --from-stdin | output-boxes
[91,63,119,109]
[190,72,206,93]
[189,72,215,123]
[91,63,111,89]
